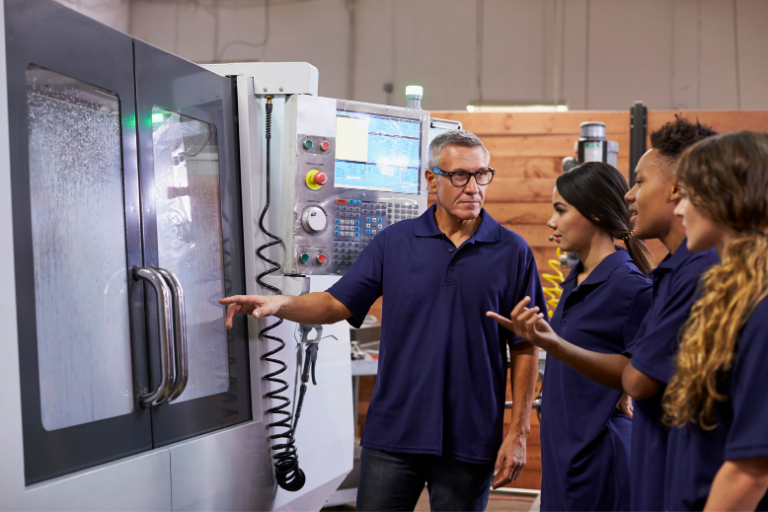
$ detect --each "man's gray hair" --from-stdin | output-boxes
[427,129,490,169]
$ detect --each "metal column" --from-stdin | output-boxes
[629,101,647,187]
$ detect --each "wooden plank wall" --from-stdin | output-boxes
[357,110,768,490]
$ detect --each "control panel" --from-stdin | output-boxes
[281,96,429,275]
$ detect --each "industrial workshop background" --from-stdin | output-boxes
[54,0,768,492]
[58,0,767,112]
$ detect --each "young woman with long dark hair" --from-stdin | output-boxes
[489,162,654,510]
[663,131,768,511]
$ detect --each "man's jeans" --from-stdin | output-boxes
[355,447,494,511]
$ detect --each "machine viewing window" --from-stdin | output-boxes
[334,111,421,194]
[151,107,229,403]
[26,65,133,431]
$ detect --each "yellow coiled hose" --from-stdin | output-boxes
[541,248,566,318]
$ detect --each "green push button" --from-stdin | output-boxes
[303,139,313,150]
[300,253,310,263]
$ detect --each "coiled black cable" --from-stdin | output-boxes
[257,96,306,492]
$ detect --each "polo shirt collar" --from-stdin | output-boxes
[414,203,501,243]
[562,248,633,288]
[654,238,691,273]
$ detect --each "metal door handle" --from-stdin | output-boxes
[154,267,189,402]
[134,267,176,407]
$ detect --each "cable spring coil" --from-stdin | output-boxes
[541,248,566,318]
[257,97,306,492]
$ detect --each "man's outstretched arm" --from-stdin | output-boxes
[219,292,352,329]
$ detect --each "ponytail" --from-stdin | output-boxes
[624,236,654,276]
[557,162,655,276]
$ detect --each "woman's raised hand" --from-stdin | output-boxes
[486,297,561,353]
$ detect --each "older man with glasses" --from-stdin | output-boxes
[219,130,544,511]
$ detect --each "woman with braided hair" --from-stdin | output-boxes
[664,131,768,511]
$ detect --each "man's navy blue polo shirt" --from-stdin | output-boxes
[540,249,652,512]
[327,203,545,465]
[625,242,718,511]
[665,294,768,511]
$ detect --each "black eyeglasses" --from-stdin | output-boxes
[432,167,495,187]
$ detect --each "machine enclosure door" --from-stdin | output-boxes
[5,0,151,485]
[6,0,250,484]
[134,40,251,446]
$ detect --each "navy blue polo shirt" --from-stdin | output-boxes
[540,249,652,512]
[665,294,768,511]
[625,242,718,511]
[327,204,545,465]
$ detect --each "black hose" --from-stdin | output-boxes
[294,341,319,428]
[257,96,306,492]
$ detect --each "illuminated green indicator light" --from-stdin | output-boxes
[152,113,165,124]
[303,139,313,150]
[300,253,310,263]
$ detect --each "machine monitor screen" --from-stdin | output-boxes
[334,110,421,194]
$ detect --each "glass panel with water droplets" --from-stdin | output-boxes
[152,107,229,403]
[27,65,133,431]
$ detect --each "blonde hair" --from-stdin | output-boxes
[662,131,768,429]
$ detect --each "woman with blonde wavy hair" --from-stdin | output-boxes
[663,131,768,511]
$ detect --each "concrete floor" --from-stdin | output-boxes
[414,489,537,512]
[325,487,539,511]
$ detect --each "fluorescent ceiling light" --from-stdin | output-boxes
[466,101,568,113]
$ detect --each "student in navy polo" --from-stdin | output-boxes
[662,132,768,511]
[494,118,719,511]
[621,117,718,511]
[489,162,654,511]
[221,130,544,511]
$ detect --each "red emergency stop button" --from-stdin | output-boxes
[316,254,327,264]
[313,171,327,186]
[306,169,326,190]
[320,141,330,151]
